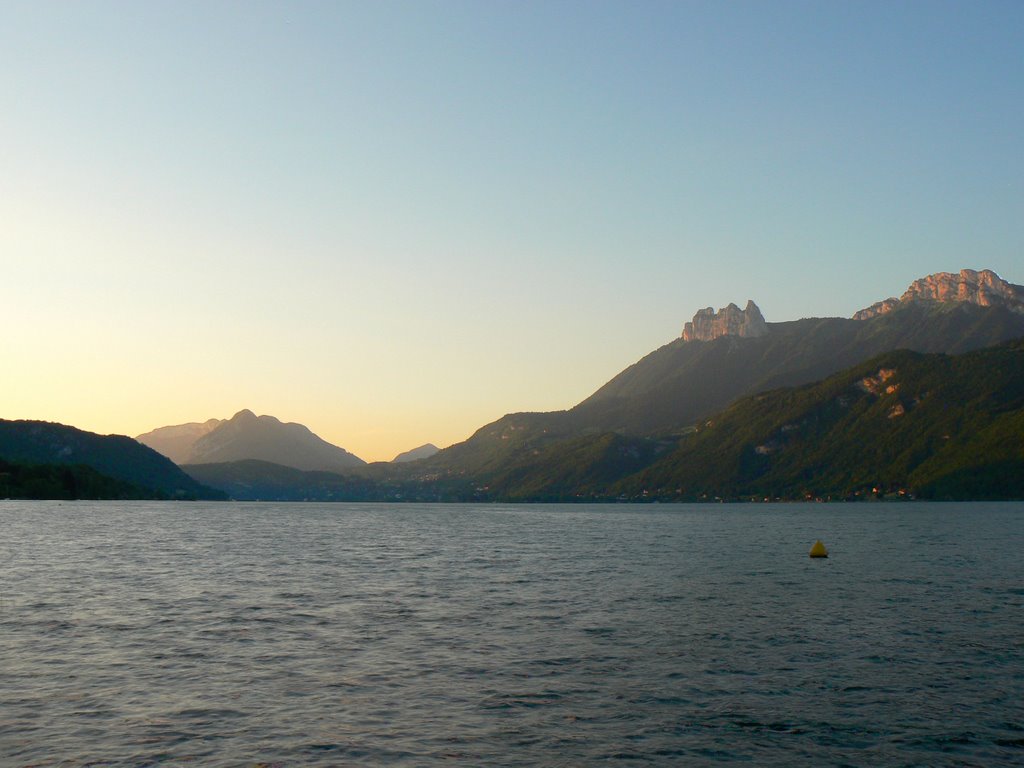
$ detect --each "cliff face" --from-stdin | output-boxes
[854,269,1024,320]
[682,300,767,342]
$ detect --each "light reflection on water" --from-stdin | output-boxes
[1,501,1022,766]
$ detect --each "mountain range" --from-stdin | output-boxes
[3,268,1022,502]
[392,269,1024,479]
[181,268,1024,501]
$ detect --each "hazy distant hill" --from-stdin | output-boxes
[174,410,366,472]
[0,420,225,500]
[136,418,223,464]
[391,443,440,463]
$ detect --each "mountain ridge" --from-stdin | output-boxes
[141,268,1024,480]
[18,266,1022,502]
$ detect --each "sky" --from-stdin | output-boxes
[2,0,1022,462]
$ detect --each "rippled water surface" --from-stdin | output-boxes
[2,501,1023,766]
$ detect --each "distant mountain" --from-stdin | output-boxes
[136,418,223,464]
[0,420,226,500]
[391,443,440,463]
[165,410,366,472]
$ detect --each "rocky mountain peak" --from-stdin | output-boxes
[854,269,1024,320]
[682,300,768,342]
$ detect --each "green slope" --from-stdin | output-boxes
[612,339,1024,501]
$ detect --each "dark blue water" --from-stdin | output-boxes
[1,501,1022,766]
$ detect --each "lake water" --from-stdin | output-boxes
[1,501,1023,766]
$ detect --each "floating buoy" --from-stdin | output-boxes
[809,540,829,558]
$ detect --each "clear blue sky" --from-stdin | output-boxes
[3,0,1022,461]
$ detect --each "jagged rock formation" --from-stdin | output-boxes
[682,300,767,342]
[854,269,1024,320]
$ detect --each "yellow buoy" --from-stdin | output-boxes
[809,540,829,558]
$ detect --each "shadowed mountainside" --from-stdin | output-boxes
[0,420,226,500]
